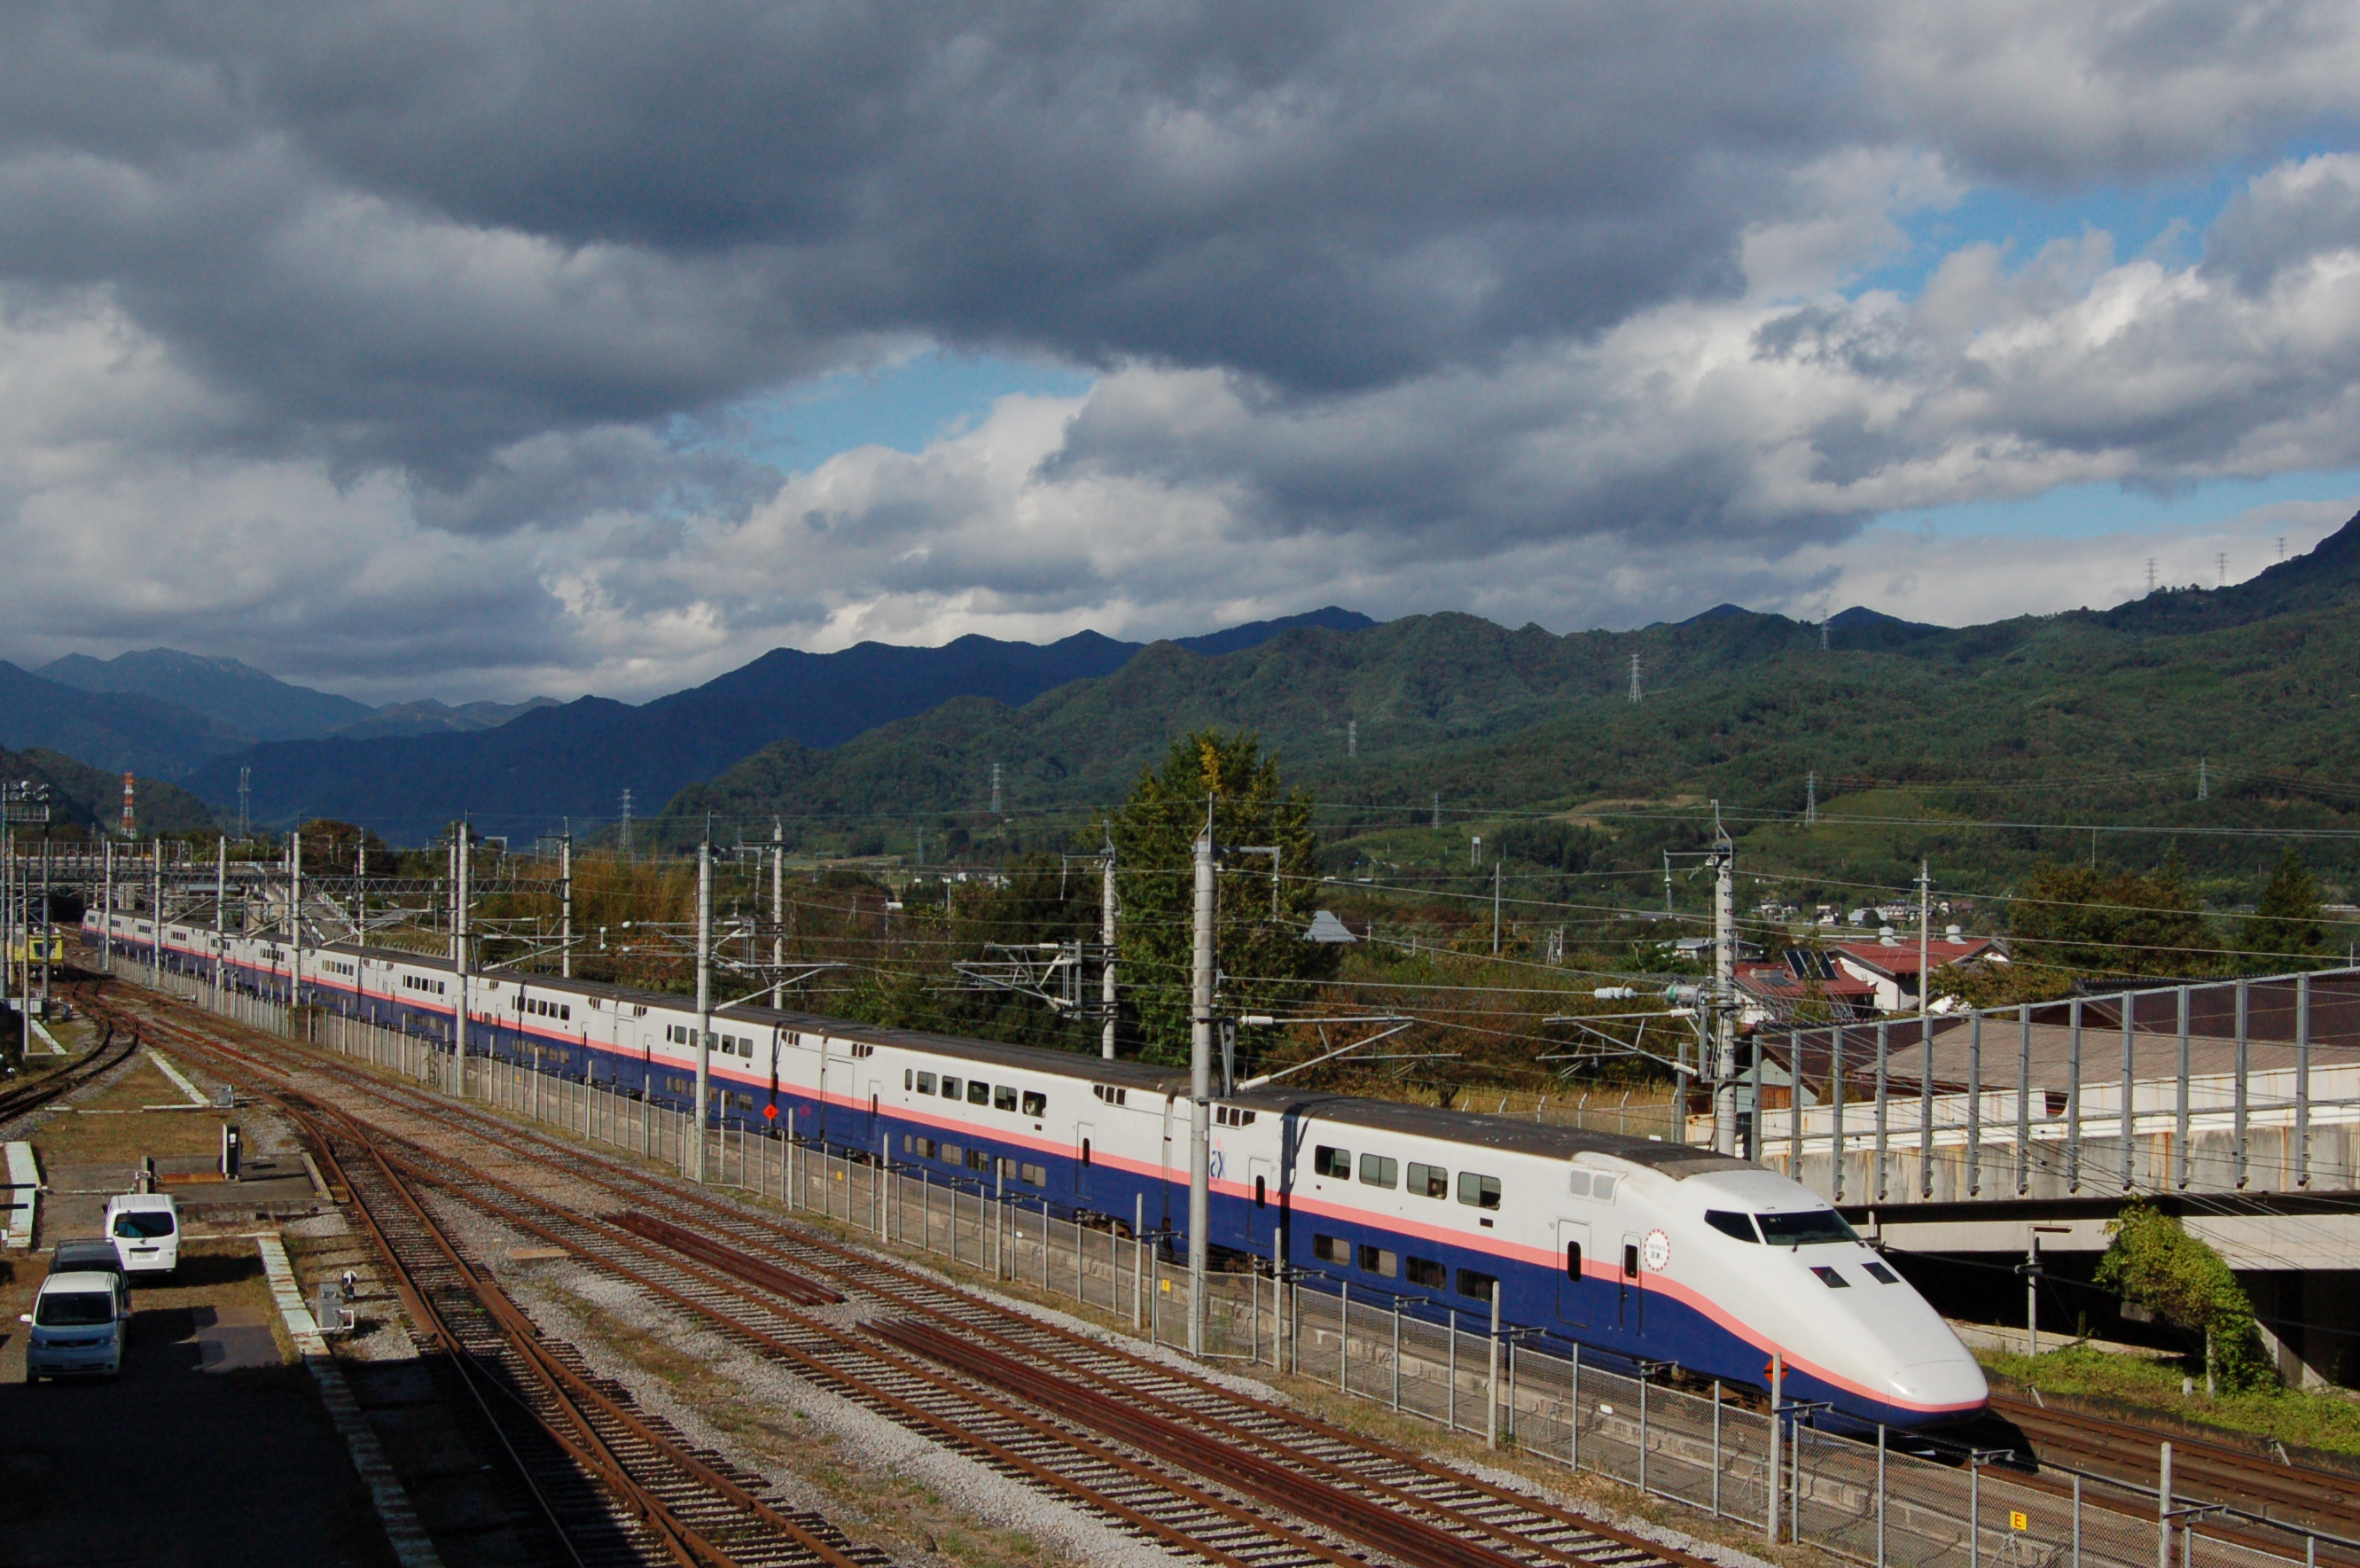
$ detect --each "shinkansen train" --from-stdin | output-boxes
[87,909,1987,1430]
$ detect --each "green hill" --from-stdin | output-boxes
[660,513,2360,916]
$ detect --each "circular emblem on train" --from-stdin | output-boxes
[1642,1229,1671,1271]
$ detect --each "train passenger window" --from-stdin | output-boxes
[1622,1244,1638,1279]
[940,1143,962,1166]
[1565,1243,1582,1280]
[1407,1162,1449,1198]
[1705,1210,1761,1244]
[966,1150,991,1174]
[1313,1235,1348,1264]
[968,1080,991,1106]
[994,1085,1017,1112]
[1455,1268,1496,1301]
[1810,1266,1850,1289]
[1313,1146,1351,1180]
[1020,1163,1047,1187]
[996,1156,1017,1181]
[560,1005,570,1022]
[1406,1257,1446,1288]
[1358,1154,1397,1189]
[917,1071,937,1094]
[1864,1261,1900,1285]
[1356,1245,1398,1279]
[942,1076,961,1099]
[1457,1172,1501,1210]
[1021,1091,1046,1117]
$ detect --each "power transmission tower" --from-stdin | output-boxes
[989,762,1003,816]
[2198,757,2208,800]
[1432,793,1441,830]
[1820,619,1830,651]
[2217,552,2227,586]
[619,789,633,857]
[2145,558,2156,594]
[237,768,250,841]
[2279,536,2288,562]
[1805,770,1817,826]
[1346,719,1356,759]
[1629,652,1642,703]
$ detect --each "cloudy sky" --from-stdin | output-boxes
[4,3,2360,703]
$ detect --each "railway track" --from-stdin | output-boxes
[1990,1392,2360,1545]
[99,984,1724,1568]
[0,989,135,1127]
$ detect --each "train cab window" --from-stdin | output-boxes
[1705,1210,1761,1244]
[1021,1091,1046,1118]
[1454,1268,1497,1301]
[994,1085,1017,1112]
[1406,1257,1446,1289]
[1622,1244,1639,1279]
[1358,1154,1397,1189]
[1407,1161,1449,1198]
[1313,1235,1348,1265]
[1757,1209,1859,1247]
[1313,1146,1351,1180]
[1093,1084,1127,1106]
[1457,1172,1501,1210]
[1565,1242,1582,1279]
[941,1076,960,1098]
[968,1080,991,1106]
[1357,1244,1398,1279]
[1864,1261,1901,1284]
[916,1071,937,1094]
[1810,1266,1851,1289]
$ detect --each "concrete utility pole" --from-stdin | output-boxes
[214,836,227,1000]
[692,839,714,1182]
[151,838,162,980]
[1918,860,1932,1017]
[290,829,304,1006]
[771,820,785,1010]
[1492,858,1502,955]
[453,825,470,1089]
[100,838,113,969]
[559,827,574,979]
[1711,838,1738,1155]
[1188,811,1215,1358]
[1101,841,1118,1059]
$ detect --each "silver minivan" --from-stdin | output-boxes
[21,1269,129,1380]
[103,1192,180,1278]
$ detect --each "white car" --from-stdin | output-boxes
[21,1269,129,1380]
[103,1192,181,1279]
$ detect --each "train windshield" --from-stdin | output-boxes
[1756,1209,1859,1246]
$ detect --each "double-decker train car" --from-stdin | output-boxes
[85,908,1986,1430]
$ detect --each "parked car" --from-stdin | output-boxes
[51,1236,128,1289]
[20,1269,129,1380]
[103,1192,180,1279]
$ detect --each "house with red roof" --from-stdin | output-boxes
[1828,928,1999,1012]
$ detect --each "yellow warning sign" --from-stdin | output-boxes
[2009,1512,2028,1533]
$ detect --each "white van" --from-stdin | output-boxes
[103,1192,181,1279]
[21,1269,129,1380]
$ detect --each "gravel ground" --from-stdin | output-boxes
[431,1195,1186,1568]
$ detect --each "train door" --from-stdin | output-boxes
[1247,1157,1276,1235]
[821,1059,850,1143]
[866,1079,883,1146]
[1618,1231,1643,1334]
[1556,1220,1591,1326]
[1075,1123,1096,1202]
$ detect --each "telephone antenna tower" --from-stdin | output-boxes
[619,789,634,856]
[121,771,136,838]
[237,767,251,840]
[989,761,1003,816]
[1628,652,1642,704]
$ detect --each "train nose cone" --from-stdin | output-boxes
[1889,1356,1990,1413]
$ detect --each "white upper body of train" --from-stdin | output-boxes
[89,907,1988,1427]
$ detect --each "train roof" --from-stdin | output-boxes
[321,937,1752,1163]
[1261,1090,1756,1178]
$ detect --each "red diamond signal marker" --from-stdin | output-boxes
[763,1103,778,1121]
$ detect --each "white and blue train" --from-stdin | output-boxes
[89,909,1988,1431]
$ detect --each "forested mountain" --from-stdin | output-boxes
[661,514,2360,906]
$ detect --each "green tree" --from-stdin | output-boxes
[2237,846,2327,972]
[1111,731,1337,1065]
[2093,1199,2271,1392]
[2004,858,2215,979]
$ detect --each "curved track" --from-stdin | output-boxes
[97,985,1723,1568]
[0,989,135,1127]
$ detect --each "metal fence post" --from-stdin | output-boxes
[1448,1307,1457,1432]
[1766,1353,1782,1543]
[1875,1018,1889,1199]
[1789,1028,1803,1180]
[1919,1010,1934,1198]
[1637,1370,1649,1495]
[1486,1282,1501,1449]
[1970,1454,1981,1568]
[1967,1011,1982,1197]
[2175,987,2191,1190]
[2067,997,2083,1192]
[2234,982,2250,1189]
[2297,972,2311,1189]
[2074,1473,2083,1568]
[2018,1004,2033,1195]
[2122,991,2137,1190]
[1572,1345,1582,1471]
[1710,1381,1722,1516]
[1391,1299,1402,1409]
[1831,1025,1845,1202]
[1876,1423,1887,1568]
[1340,1280,1350,1391]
